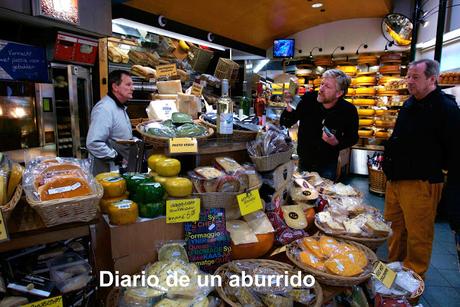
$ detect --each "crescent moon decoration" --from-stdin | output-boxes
[158,16,167,27]
[207,33,214,42]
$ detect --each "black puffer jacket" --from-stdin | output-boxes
[383,87,460,183]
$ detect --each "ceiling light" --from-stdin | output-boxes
[312,3,323,8]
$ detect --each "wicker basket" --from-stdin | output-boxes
[193,183,262,209]
[315,219,390,251]
[198,114,258,142]
[215,259,323,307]
[286,235,378,287]
[378,267,425,304]
[1,184,23,221]
[130,118,149,128]
[250,147,294,172]
[214,58,239,84]
[368,167,387,194]
[136,119,214,147]
[25,182,103,227]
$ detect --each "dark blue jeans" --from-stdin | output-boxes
[299,160,338,181]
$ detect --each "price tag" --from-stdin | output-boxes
[156,64,177,78]
[0,210,9,242]
[191,82,203,97]
[373,261,397,288]
[166,198,200,223]
[22,296,63,307]
[169,138,198,154]
[237,189,263,216]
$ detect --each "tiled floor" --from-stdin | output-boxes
[345,176,460,307]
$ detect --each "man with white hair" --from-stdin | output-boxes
[280,69,359,180]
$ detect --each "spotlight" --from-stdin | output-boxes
[331,46,345,60]
[309,46,323,58]
[356,43,368,55]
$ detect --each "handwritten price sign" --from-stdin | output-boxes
[166,198,200,223]
[236,189,263,216]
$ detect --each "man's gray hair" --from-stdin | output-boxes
[409,59,440,79]
[322,69,351,95]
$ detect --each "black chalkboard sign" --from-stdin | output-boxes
[0,40,48,82]
[184,208,231,273]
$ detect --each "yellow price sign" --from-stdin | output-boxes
[166,198,200,223]
[22,296,63,307]
[237,189,263,216]
[191,83,203,97]
[373,261,397,289]
[0,210,9,242]
[156,64,177,78]
[169,138,198,154]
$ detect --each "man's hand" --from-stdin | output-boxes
[322,131,339,146]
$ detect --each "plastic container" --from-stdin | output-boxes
[48,252,92,293]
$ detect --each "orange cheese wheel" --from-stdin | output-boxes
[358,129,374,137]
[353,98,376,106]
[355,87,376,96]
[375,130,391,138]
[38,176,92,201]
[108,200,138,225]
[34,163,85,189]
[357,109,375,116]
[379,65,401,74]
[100,193,129,214]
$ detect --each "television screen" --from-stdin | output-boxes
[273,39,295,58]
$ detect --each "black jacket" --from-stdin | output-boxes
[280,91,359,166]
[383,87,460,183]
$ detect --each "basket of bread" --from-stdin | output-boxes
[286,235,378,286]
[0,153,24,221]
[215,259,323,307]
[22,157,103,227]
[190,157,262,211]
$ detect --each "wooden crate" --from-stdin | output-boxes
[214,58,239,84]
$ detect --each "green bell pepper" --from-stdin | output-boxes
[138,201,165,218]
[133,182,165,204]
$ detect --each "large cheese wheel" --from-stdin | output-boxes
[95,172,119,183]
[375,119,395,128]
[156,158,181,177]
[357,109,375,116]
[353,98,376,106]
[231,233,274,259]
[108,200,138,225]
[376,88,399,96]
[355,87,376,96]
[100,176,127,198]
[375,130,391,138]
[164,177,192,197]
[355,76,376,86]
[358,129,374,137]
[357,55,378,65]
[337,66,357,76]
[379,65,400,75]
[375,109,397,116]
[38,176,92,201]
[147,154,167,171]
[346,88,355,96]
[34,164,85,189]
[380,52,402,63]
[100,193,129,214]
[359,118,374,126]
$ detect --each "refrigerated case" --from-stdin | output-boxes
[50,63,93,158]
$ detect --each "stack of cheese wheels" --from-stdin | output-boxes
[355,87,376,96]
[357,108,375,116]
[34,162,92,201]
[353,98,376,106]
[380,52,402,64]
[337,66,357,76]
[96,172,128,214]
[355,76,376,86]
[378,76,401,86]
[379,64,401,75]
[376,87,399,96]
[359,118,374,127]
[375,109,398,116]
[314,55,334,67]
[357,54,379,66]
[347,88,355,96]
[358,128,374,137]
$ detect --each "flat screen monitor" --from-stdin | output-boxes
[273,39,295,58]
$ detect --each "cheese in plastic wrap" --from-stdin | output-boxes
[226,220,258,245]
[243,210,275,235]
[146,100,178,121]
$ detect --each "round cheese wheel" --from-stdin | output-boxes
[108,200,138,225]
[164,177,193,197]
[38,176,92,201]
[379,65,401,75]
[357,55,378,65]
[101,176,127,198]
[355,87,376,96]
[337,66,357,76]
[355,76,376,86]
[380,52,402,63]
[375,130,391,138]
[353,98,376,106]
[100,193,129,214]
[346,88,355,96]
[359,118,374,126]
[357,109,375,116]
[358,129,374,137]
[156,158,181,177]
[375,119,395,128]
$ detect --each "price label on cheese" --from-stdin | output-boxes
[0,210,9,242]
[22,296,63,307]
[191,82,203,97]
[166,198,200,223]
[156,64,177,78]
[373,261,397,288]
[237,189,263,216]
[169,138,198,154]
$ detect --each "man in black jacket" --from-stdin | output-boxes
[383,59,460,278]
[280,69,359,180]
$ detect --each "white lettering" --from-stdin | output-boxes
[99,271,113,287]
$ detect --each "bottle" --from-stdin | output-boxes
[216,79,233,136]
[240,81,251,116]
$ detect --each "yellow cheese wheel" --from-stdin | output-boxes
[375,130,391,138]
[337,66,357,76]
[156,158,181,177]
[164,177,193,197]
[357,109,375,116]
[324,257,363,277]
[353,99,376,106]
[100,193,129,214]
[108,199,138,225]
[355,87,376,96]
[359,118,374,126]
[358,129,374,137]
[147,154,167,172]
[101,176,127,198]
[346,88,355,96]
[7,163,23,201]
[154,175,178,186]
[95,172,119,182]
[375,119,395,128]
[355,76,376,86]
